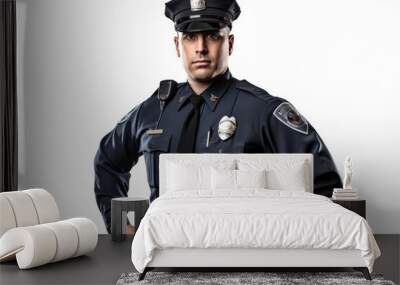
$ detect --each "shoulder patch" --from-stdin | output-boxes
[235,80,272,102]
[273,102,309,135]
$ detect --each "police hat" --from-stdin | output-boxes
[165,0,241,32]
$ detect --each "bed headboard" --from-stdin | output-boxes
[159,153,314,195]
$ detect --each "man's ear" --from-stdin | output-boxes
[228,34,234,56]
[174,36,181,58]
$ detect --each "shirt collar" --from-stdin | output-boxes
[177,69,233,112]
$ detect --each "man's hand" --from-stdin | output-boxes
[127,224,136,235]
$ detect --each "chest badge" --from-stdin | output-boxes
[218,115,236,141]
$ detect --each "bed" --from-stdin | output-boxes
[131,154,381,281]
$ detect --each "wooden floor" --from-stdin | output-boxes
[0,234,398,284]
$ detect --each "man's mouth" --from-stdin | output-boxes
[192,60,211,67]
[193,59,211,64]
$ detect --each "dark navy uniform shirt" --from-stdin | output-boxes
[94,69,342,232]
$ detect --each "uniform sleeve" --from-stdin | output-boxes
[263,98,342,197]
[93,104,143,233]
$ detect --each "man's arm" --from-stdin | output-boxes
[263,99,342,197]
[93,104,142,233]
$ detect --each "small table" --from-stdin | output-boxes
[111,197,149,242]
[331,199,366,219]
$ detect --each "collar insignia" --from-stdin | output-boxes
[210,94,219,102]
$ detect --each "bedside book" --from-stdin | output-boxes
[332,188,359,200]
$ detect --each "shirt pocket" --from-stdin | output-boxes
[140,133,171,153]
[207,124,244,153]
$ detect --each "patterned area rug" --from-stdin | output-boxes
[116,271,396,285]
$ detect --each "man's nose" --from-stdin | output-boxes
[195,35,208,55]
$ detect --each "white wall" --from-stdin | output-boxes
[16,0,400,234]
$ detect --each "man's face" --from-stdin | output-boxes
[174,27,234,83]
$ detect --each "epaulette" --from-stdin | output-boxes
[235,79,273,103]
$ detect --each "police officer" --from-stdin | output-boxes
[94,0,342,233]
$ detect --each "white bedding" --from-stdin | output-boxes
[131,190,380,273]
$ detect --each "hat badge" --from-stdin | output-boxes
[218,115,236,141]
[191,0,206,11]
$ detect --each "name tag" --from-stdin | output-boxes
[145,129,164,135]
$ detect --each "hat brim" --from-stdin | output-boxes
[176,18,228,32]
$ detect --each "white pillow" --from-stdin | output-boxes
[211,168,267,191]
[237,169,267,189]
[237,159,309,192]
[267,163,307,191]
[210,168,236,190]
[166,159,235,192]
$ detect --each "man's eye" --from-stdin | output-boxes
[208,33,221,40]
[183,34,195,40]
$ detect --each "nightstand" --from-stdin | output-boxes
[331,199,366,219]
[111,197,149,242]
